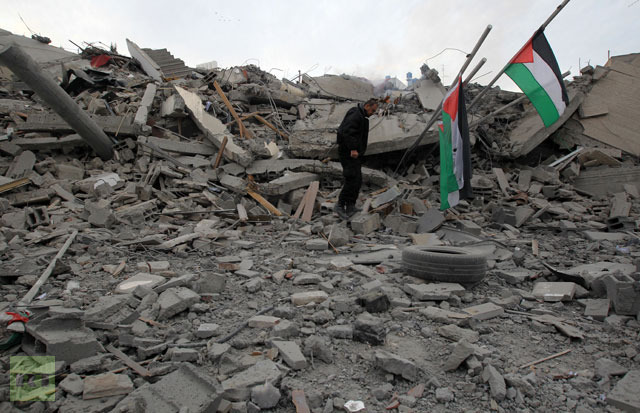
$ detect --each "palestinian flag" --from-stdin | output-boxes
[439,76,472,210]
[505,30,569,127]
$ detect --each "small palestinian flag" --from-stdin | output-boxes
[439,76,472,210]
[505,30,569,127]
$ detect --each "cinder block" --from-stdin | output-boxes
[603,274,640,316]
[351,213,381,235]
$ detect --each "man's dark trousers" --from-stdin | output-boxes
[338,155,362,207]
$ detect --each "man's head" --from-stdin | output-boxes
[363,99,379,117]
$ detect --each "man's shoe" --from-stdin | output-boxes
[345,204,360,217]
[334,203,349,220]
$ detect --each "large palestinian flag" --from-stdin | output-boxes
[439,76,472,210]
[505,30,569,127]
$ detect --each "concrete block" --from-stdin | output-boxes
[607,370,640,412]
[271,319,299,339]
[462,302,504,321]
[261,172,319,196]
[356,290,390,313]
[437,324,479,343]
[291,290,328,306]
[351,213,381,235]
[403,283,465,301]
[158,287,200,320]
[532,282,577,302]
[59,373,83,396]
[375,350,418,381]
[136,260,170,273]
[83,373,133,400]
[116,362,223,412]
[56,163,84,181]
[326,325,353,339]
[383,214,418,235]
[272,340,307,370]
[454,219,482,235]
[583,299,610,321]
[495,269,534,285]
[417,209,445,233]
[603,273,640,316]
[327,223,352,247]
[6,150,35,178]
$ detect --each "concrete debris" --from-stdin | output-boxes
[0,27,639,413]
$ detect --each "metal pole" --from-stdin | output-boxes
[456,25,492,81]
[469,70,570,128]
[0,43,114,160]
[463,58,487,86]
[394,25,493,175]
[468,0,571,111]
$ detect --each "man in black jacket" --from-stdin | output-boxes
[334,98,378,219]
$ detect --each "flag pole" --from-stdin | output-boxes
[394,25,493,175]
[468,0,571,111]
[463,58,487,86]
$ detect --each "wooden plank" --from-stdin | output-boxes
[213,136,228,168]
[254,114,289,140]
[247,189,282,216]
[105,344,151,377]
[492,167,511,196]
[0,177,30,194]
[291,389,311,413]
[292,189,310,220]
[213,80,253,139]
[301,181,319,222]
[237,204,248,222]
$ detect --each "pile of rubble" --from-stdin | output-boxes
[0,29,639,413]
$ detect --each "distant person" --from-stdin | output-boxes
[334,98,379,219]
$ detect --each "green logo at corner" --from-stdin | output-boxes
[10,356,55,402]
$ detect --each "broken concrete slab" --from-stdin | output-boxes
[462,302,504,321]
[83,373,133,400]
[221,360,283,402]
[157,287,200,320]
[271,340,307,370]
[532,282,577,302]
[175,86,252,167]
[374,350,418,381]
[607,370,640,412]
[115,362,223,412]
[417,208,445,233]
[403,283,465,301]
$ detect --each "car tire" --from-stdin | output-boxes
[402,246,488,284]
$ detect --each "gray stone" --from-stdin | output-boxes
[70,355,104,374]
[583,299,610,321]
[251,381,281,409]
[207,342,231,362]
[327,223,352,247]
[496,269,534,285]
[244,277,264,293]
[272,340,307,370]
[356,290,390,313]
[437,324,480,343]
[435,387,455,403]
[248,315,281,328]
[482,365,506,401]
[326,325,353,339]
[306,238,328,251]
[271,319,299,339]
[504,373,536,397]
[303,335,333,364]
[607,370,640,412]
[197,323,221,338]
[444,340,476,372]
[602,273,640,316]
[157,287,200,320]
[293,273,323,285]
[221,360,283,401]
[291,291,328,306]
[59,373,83,396]
[154,273,196,293]
[353,313,386,345]
[374,350,418,381]
[115,273,166,294]
[372,383,393,401]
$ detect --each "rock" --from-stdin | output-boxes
[157,287,200,320]
[196,323,221,338]
[435,387,455,403]
[353,313,386,345]
[444,340,476,372]
[59,373,83,396]
[595,358,628,378]
[251,381,281,409]
[221,360,283,401]
[171,347,199,362]
[356,290,390,313]
[326,325,353,339]
[272,340,307,370]
[437,324,480,343]
[291,291,329,306]
[607,370,640,412]
[482,365,506,401]
[374,350,418,381]
[303,335,333,363]
[372,383,393,401]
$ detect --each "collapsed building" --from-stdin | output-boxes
[0,27,639,413]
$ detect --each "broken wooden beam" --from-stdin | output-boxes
[213,80,253,139]
[247,189,283,216]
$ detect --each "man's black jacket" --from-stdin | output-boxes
[337,104,369,158]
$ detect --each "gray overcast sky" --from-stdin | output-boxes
[1,0,638,90]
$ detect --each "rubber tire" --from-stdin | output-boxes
[402,246,487,284]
